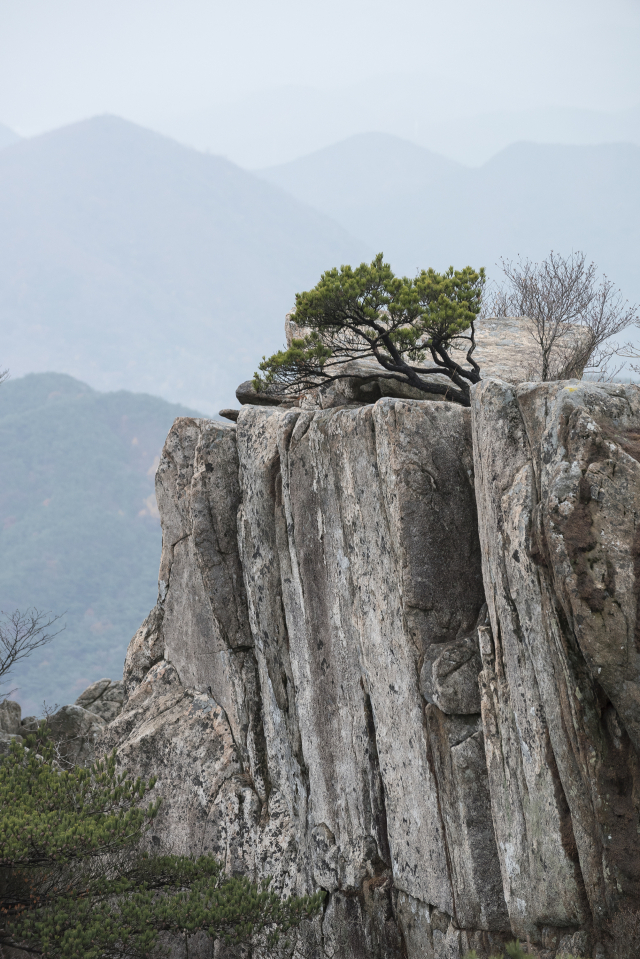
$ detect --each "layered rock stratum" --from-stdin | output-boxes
[101,377,640,959]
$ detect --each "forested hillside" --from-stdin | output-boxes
[0,373,200,713]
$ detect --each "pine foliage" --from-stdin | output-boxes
[0,727,324,957]
[254,253,486,407]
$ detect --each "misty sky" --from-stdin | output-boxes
[2,0,640,140]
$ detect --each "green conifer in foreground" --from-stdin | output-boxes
[0,727,324,957]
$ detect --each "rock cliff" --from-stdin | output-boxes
[101,378,640,959]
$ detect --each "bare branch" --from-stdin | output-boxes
[488,251,638,381]
[0,609,65,692]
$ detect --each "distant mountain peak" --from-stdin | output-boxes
[0,122,20,152]
[0,113,368,416]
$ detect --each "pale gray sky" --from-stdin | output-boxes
[1,0,639,140]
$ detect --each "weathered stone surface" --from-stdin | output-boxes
[123,605,165,698]
[76,678,112,706]
[102,681,125,703]
[151,417,266,792]
[100,377,640,958]
[101,660,257,866]
[235,379,287,407]
[3,677,126,762]
[47,704,106,766]
[426,706,509,932]
[0,700,22,739]
[235,399,499,926]
[85,699,120,723]
[103,398,508,957]
[420,634,483,715]
[219,408,240,422]
[235,313,540,419]
[282,313,544,408]
[472,377,640,943]
[451,317,541,384]
[75,677,125,724]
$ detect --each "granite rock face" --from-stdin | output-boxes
[102,380,640,958]
[472,379,640,949]
[75,677,125,724]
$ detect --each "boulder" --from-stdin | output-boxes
[235,379,287,407]
[0,684,123,767]
[218,408,239,422]
[75,677,125,725]
[47,704,105,766]
[75,678,112,705]
[0,699,22,738]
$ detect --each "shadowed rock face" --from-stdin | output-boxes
[473,379,640,945]
[100,381,640,959]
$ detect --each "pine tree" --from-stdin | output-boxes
[254,253,486,407]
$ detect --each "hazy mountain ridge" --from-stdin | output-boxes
[159,78,640,167]
[0,122,20,151]
[0,116,370,414]
[258,135,640,310]
[0,372,201,714]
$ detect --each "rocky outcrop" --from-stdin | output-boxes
[75,677,125,723]
[101,379,640,958]
[45,704,107,766]
[275,314,544,412]
[0,678,123,762]
[228,315,543,420]
[0,700,24,753]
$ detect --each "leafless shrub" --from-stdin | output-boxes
[484,251,638,381]
[0,609,64,696]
